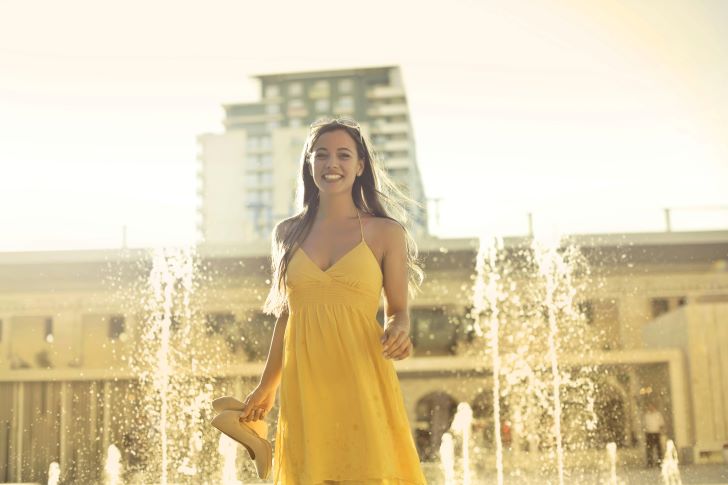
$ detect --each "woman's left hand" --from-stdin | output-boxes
[381,321,413,360]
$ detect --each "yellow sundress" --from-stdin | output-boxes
[272,209,427,484]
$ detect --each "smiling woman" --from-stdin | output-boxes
[228,116,428,484]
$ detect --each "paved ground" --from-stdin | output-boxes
[117,461,728,484]
[422,462,728,484]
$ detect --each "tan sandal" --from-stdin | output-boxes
[210,409,272,479]
[212,395,246,413]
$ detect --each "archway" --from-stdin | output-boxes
[414,391,458,461]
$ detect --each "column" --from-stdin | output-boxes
[59,382,69,478]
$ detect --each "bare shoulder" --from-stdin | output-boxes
[363,215,405,254]
[273,216,298,242]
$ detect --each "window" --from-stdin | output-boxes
[109,315,125,340]
[205,312,236,336]
[247,191,260,206]
[372,135,388,145]
[287,98,307,118]
[335,95,354,113]
[246,137,259,151]
[290,118,303,127]
[386,168,405,183]
[265,103,280,115]
[577,301,595,325]
[259,154,272,168]
[288,82,303,96]
[309,80,330,98]
[411,306,458,356]
[315,98,331,112]
[338,78,353,93]
[651,298,670,318]
[249,190,272,206]
[650,296,686,319]
[265,84,280,98]
[241,312,277,361]
[44,317,53,343]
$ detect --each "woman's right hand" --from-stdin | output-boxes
[239,385,276,422]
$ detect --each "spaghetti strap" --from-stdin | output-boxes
[356,208,364,243]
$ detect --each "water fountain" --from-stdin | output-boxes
[449,402,474,484]
[661,439,682,485]
[218,434,242,485]
[471,234,505,485]
[47,461,60,485]
[606,441,617,485]
[118,246,222,484]
[104,444,122,485]
[440,431,456,484]
[466,230,602,483]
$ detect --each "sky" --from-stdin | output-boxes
[1,0,727,252]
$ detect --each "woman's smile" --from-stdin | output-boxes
[323,174,344,183]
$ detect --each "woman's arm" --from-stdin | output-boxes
[257,307,289,392]
[258,219,292,392]
[380,219,413,360]
[239,307,288,422]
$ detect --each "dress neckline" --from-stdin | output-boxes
[295,209,369,274]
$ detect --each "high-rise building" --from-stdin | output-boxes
[196,65,428,245]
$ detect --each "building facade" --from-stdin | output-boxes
[196,65,428,246]
[1,230,727,483]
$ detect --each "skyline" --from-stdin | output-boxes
[1,0,727,251]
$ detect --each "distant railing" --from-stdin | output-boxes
[425,200,728,237]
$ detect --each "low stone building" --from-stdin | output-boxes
[1,229,726,483]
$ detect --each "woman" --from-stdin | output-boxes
[241,116,426,484]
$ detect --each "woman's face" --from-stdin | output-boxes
[309,128,364,195]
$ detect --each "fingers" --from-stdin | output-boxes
[382,334,412,360]
[381,329,403,353]
[239,402,251,421]
[239,405,267,422]
[390,340,413,360]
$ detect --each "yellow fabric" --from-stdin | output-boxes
[272,211,427,485]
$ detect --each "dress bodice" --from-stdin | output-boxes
[285,210,383,317]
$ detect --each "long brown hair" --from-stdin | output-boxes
[261,118,425,318]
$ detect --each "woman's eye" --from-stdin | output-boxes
[314,152,350,160]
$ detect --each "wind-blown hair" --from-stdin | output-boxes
[261,118,425,318]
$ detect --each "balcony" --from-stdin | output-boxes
[262,95,283,104]
[246,146,272,156]
[224,113,284,128]
[370,121,410,135]
[308,83,331,99]
[379,139,410,152]
[367,103,409,117]
[287,106,309,118]
[382,157,410,170]
[366,86,406,99]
